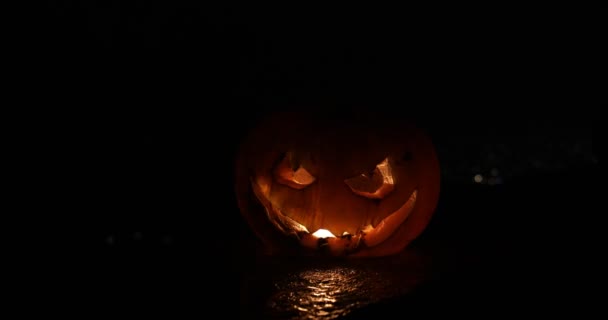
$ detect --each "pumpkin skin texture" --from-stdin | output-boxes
[234,109,440,258]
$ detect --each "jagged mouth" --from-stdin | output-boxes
[253,184,418,256]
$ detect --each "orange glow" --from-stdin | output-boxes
[292,166,315,185]
[344,157,395,199]
[273,153,316,189]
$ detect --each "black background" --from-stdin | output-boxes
[38,2,598,318]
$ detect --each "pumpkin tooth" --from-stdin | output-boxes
[361,224,374,233]
[299,232,361,255]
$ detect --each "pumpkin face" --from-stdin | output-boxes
[234,109,440,257]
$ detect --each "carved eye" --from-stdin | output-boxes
[344,157,395,199]
[273,152,316,189]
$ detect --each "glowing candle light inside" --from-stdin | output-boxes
[312,229,336,238]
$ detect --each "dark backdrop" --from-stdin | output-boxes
[39,2,597,318]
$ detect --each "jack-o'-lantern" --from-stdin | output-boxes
[234,108,440,257]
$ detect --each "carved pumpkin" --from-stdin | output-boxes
[234,108,440,257]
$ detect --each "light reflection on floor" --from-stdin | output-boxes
[264,250,429,319]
